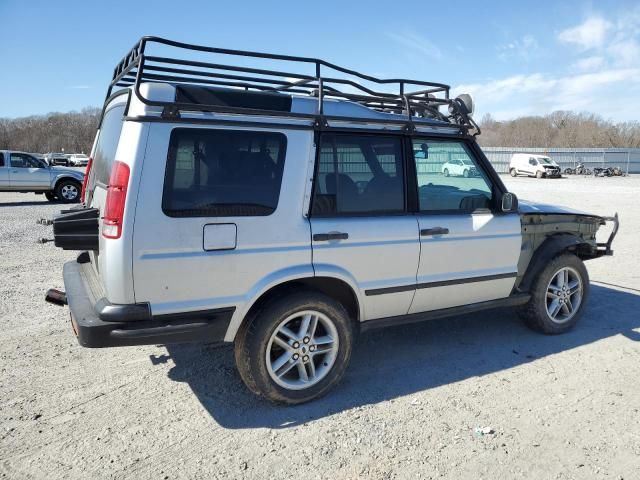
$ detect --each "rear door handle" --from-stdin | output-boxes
[313,232,349,242]
[420,227,450,236]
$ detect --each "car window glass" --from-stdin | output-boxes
[163,128,286,217]
[0,152,4,167]
[529,158,537,165]
[312,134,404,215]
[412,139,493,212]
[10,153,41,168]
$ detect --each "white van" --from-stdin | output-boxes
[509,154,561,178]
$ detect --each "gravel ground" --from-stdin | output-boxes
[1,175,639,480]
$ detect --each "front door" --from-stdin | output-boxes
[409,138,521,314]
[8,153,50,189]
[310,133,420,321]
[0,153,9,188]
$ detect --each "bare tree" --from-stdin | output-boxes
[0,108,101,153]
[478,111,640,148]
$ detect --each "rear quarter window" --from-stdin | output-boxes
[92,104,126,185]
[162,128,287,217]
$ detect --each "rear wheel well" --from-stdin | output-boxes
[241,277,360,337]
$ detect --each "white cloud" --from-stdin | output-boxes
[558,17,612,50]
[453,68,640,121]
[570,56,605,72]
[386,31,442,60]
[497,35,539,61]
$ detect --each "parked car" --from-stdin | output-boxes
[44,37,618,404]
[68,154,90,167]
[509,154,561,178]
[44,153,70,166]
[441,158,478,177]
[0,150,84,202]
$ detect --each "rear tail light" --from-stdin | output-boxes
[102,161,130,239]
[80,157,93,203]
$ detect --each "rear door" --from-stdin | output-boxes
[8,153,50,189]
[132,124,313,321]
[408,138,521,313]
[310,133,420,321]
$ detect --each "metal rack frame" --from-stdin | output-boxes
[106,36,478,133]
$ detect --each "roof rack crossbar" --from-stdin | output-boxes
[105,36,476,133]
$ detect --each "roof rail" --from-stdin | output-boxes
[106,36,479,134]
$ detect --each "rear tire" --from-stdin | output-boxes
[55,179,81,203]
[519,253,589,334]
[234,290,354,404]
[510,168,517,177]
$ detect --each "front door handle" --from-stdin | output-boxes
[420,227,450,236]
[313,232,349,242]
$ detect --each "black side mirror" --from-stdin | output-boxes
[501,192,518,212]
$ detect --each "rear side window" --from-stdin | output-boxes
[92,105,126,185]
[163,128,287,217]
[0,153,4,167]
[311,134,405,215]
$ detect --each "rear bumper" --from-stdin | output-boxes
[60,257,235,348]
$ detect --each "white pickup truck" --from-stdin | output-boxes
[0,150,85,203]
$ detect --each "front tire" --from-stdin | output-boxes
[519,253,589,334]
[234,290,354,404]
[463,169,469,178]
[536,170,544,179]
[443,168,449,177]
[55,179,81,203]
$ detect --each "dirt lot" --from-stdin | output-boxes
[1,176,639,480]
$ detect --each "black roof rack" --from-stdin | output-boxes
[106,36,479,134]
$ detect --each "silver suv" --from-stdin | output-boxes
[45,37,618,404]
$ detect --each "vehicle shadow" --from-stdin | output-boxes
[163,285,639,430]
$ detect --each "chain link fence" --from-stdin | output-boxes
[482,147,640,174]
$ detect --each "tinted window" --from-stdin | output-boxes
[412,139,493,212]
[0,153,4,167]
[312,134,404,215]
[163,128,287,217]
[93,105,125,185]
[529,157,537,166]
[10,153,43,168]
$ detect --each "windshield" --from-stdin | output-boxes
[538,157,556,165]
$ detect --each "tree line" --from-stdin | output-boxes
[0,108,101,154]
[478,111,640,149]
[1,108,639,153]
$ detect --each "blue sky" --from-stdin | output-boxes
[1,0,639,121]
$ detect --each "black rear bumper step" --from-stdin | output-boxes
[60,258,235,348]
[45,288,67,306]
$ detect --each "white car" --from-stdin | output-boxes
[68,154,90,167]
[43,37,618,404]
[509,153,561,178]
[441,158,478,177]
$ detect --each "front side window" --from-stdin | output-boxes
[412,139,493,212]
[529,157,538,166]
[10,153,43,168]
[163,128,286,217]
[0,152,4,167]
[312,134,404,215]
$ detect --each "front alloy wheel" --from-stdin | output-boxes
[520,253,589,334]
[545,267,583,324]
